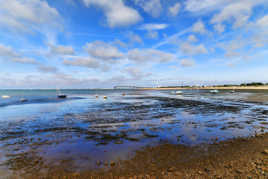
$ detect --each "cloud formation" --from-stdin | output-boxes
[128,48,176,63]
[84,41,124,60]
[49,45,75,55]
[180,42,208,56]
[168,2,181,16]
[0,44,37,64]
[83,0,142,27]
[192,20,207,34]
[139,23,168,31]
[180,59,195,67]
[0,0,61,34]
[63,56,108,71]
[135,0,162,17]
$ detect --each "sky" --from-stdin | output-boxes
[0,0,268,89]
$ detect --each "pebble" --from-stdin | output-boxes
[235,169,243,174]
[204,168,210,173]
[262,149,268,155]
[167,167,176,172]
[110,161,116,167]
[96,160,101,166]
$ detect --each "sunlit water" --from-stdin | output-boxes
[0,89,268,176]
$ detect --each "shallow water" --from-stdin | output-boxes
[0,89,268,176]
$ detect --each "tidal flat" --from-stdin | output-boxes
[0,89,268,178]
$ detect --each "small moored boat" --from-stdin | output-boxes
[210,90,219,94]
[57,89,67,99]
[57,94,67,99]
[20,98,28,102]
[1,95,10,99]
[175,91,183,95]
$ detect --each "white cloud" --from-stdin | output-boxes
[50,45,75,55]
[12,57,37,64]
[112,40,127,48]
[128,48,176,63]
[83,0,142,27]
[214,23,225,33]
[184,0,230,13]
[84,41,124,60]
[210,1,268,29]
[0,44,18,57]
[128,32,143,44]
[146,31,158,39]
[168,2,181,16]
[134,0,162,17]
[188,35,198,42]
[139,23,168,31]
[180,59,195,67]
[180,42,208,56]
[192,20,207,34]
[0,0,62,34]
[186,0,267,29]
[0,44,37,64]
[63,56,108,71]
[256,15,268,28]
[211,1,252,28]
[38,65,59,73]
[124,67,151,80]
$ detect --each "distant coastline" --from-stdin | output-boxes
[142,85,268,90]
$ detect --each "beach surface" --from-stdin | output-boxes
[0,89,268,178]
[40,133,268,178]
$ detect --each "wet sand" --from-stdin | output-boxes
[19,132,268,178]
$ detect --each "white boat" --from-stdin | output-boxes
[1,95,10,99]
[175,91,183,95]
[210,90,219,94]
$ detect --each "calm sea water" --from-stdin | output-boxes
[0,89,268,176]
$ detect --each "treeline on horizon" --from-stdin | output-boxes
[159,82,268,88]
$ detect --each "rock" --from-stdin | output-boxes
[96,160,101,166]
[236,169,243,174]
[174,171,181,176]
[110,161,116,167]
[167,167,176,172]
[204,168,210,173]
[104,161,109,166]
[262,150,268,155]
[198,171,203,174]
[114,140,123,144]
[72,173,79,177]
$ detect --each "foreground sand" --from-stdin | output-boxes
[21,133,268,178]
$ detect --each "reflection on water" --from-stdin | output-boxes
[0,89,268,176]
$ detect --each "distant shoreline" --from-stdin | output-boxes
[141,85,268,90]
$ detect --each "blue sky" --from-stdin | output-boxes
[0,0,268,88]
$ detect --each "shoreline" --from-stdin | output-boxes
[141,85,268,90]
[25,133,268,178]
